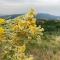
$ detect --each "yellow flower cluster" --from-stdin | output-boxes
[0,18,6,24]
[12,9,36,32]
[13,9,43,33]
[0,27,5,41]
[17,44,26,60]
[26,8,36,18]
[17,44,34,60]
[18,44,26,53]
[0,27,5,34]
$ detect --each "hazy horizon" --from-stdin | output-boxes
[0,0,60,16]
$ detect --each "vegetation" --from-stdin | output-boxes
[0,9,60,60]
[0,9,44,60]
[36,19,60,60]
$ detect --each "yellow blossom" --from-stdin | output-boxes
[26,9,36,18]
[0,27,5,34]
[0,27,5,41]
[18,44,26,53]
[12,25,19,31]
[0,18,6,24]
[26,19,36,27]
[29,25,37,34]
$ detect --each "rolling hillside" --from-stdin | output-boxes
[0,13,60,20]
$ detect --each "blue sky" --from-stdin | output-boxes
[0,0,60,16]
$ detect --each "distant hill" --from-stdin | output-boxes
[0,14,22,19]
[0,13,60,20]
[37,13,60,20]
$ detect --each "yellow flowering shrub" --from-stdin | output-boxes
[0,9,44,60]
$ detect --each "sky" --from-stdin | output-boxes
[0,0,60,16]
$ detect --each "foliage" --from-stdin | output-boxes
[0,9,44,60]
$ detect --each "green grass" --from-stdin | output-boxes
[29,31,60,60]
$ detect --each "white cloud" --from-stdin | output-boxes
[0,0,60,15]
[38,0,59,5]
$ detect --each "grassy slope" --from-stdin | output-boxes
[29,20,60,60]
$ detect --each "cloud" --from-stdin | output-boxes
[0,0,60,15]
